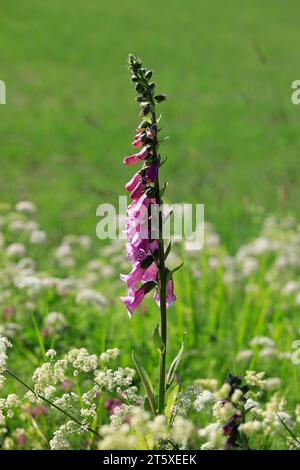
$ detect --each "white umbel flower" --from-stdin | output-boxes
[15,201,36,214]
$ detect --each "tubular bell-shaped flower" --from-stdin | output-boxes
[154,279,177,308]
[120,54,176,317]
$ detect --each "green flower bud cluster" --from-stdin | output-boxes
[128,54,167,118]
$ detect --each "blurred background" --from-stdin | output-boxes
[1,0,299,251]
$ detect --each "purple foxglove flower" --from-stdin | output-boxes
[142,262,158,282]
[126,240,149,262]
[130,180,145,199]
[132,132,143,148]
[131,224,149,246]
[120,263,145,289]
[123,147,149,165]
[127,193,149,218]
[121,285,146,317]
[124,222,141,242]
[222,412,241,436]
[146,124,157,140]
[145,162,158,182]
[149,239,159,252]
[125,171,141,191]
[154,279,176,308]
[121,56,176,320]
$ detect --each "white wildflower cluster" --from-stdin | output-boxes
[192,371,296,450]
[44,312,67,332]
[109,404,133,430]
[80,403,97,421]
[99,406,194,450]
[0,336,12,390]
[54,243,75,268]
[49,421,79,450]
[98,422,137,450]
[295,404,300,423]
[172,385,200,416]
[244,370,266,389]
[76,289,108,308]
[32,358,67,395]
[1,202,300,451]
[95,367,135,392]
[236,335,291,365]
[45,349,57,360]
[171,415,194,446]
[29,229,47,244]
[194,378,218,392]
[65,348,98,375]
[199,214,300,306]
[194,390,215,412]
[6,243,26,258]
[287,436,300,450]
[148,414,168,441]
[242,392,295,439]
[238,421,263,435]
[212,400,235,422]
[249,336,275,348]
[198,423,225,450]
[82,385,100,406]
[15,201,36,214]
[53,392,78,409]
[99,348,120,363]
[0,394,20,419]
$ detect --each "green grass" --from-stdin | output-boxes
[1,211,299,449]
[1,0,300,250]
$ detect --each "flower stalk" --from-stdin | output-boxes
[5,369,101,438]
[121,54,176,414]
[152,110,168,413]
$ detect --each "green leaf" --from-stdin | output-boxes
[153,324,165,353]
[159,136,170,144]
[31,312,46,360]
[160,181,168,197]
[164,241,172,260]
[166,262,184,282]
[159,156,168,167]
[132,350,156,415]
[166,334,185,389]
[165,383,180,421]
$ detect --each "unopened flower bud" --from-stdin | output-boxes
[135,83,144,93]
[137,120,150,130]
[128,54,136,63]
[140,102,151,116]
[154,94,167,103]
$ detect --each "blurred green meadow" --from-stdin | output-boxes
[0,0,300,450]
[1,0,300,248]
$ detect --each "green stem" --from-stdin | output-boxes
[276,412,300,445]
[5,369,101,439]
[158,261,167,414]
[151,109,167,414]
